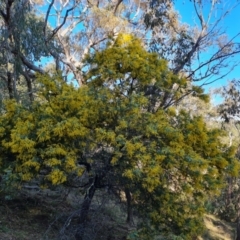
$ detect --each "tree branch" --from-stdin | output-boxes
[11,50,45,74]
[43,0,55,38]
[114,0,123,15]
[47,6,75,41]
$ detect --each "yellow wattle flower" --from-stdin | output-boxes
[115,33,133,46]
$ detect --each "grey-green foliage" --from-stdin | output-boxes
[0,4,58,62]
[19,14,60,62]
[0,0,59,102]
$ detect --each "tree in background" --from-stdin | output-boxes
[1,0,240,104]
[147,0,240,84]
[208,81,240,239]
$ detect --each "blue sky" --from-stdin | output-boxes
[174,0,240,94]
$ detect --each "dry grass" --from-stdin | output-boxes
[0,190,237,240]
[198,214,236,240]
[0,189,131,240]
[0,197,58,240]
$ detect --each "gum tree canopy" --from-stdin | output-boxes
[0,36,239,239]
[1,0,240,104]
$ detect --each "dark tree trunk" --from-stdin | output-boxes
[125,188,134,226]
[7,71,14,99]
[226,177,233,207]
[236,195,240,240]
[75,177,96,240]
[237,220,240,240]
[24,74,34,102]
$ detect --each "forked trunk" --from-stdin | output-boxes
[75,178,96,240]
[125,188,134,226]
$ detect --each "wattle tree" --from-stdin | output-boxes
[0,36,239,239]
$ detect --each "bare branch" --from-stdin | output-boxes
[114,0,123,15]
[193,0,205,29]
[10,50,45,73]
[43,0,55,38]
[47,6,75,41]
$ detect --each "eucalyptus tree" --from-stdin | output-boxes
[0,0,59,102]
[36,0,153,86]
[1,0,240,106]
[0,0,156,100]
[211,80,240,239]
[45,0,240,102]
[147,0,240,85]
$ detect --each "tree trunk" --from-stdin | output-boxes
[7,71,14,99]
[237,220,240,240]
[226,177,233,207]
[125,188,134,226]
[25,74,34,102]
[236,195,240,240]
[75,177,96,240]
